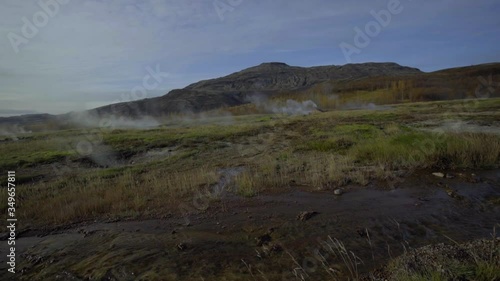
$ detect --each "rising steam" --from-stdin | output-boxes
[247,94,319,115]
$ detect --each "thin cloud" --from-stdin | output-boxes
[0,0,499,115]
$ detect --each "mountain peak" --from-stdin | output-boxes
[186,61,422,93]
[243,62,292,72]
[258,62,290,67]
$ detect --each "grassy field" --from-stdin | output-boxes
[1,98,499,228]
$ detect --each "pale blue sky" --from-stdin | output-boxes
[0,0,499,116]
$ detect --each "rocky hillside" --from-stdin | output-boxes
[2,61,500,131]
[186,62,421,92]
[88,62,421,118]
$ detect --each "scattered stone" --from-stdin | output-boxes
[469,174,481,183]
[357,229,367,238]
[177,243,187,251]
[78,229,97,238]
[445,188,464,200]
[334,189,343,195]
[256,234,272,246]
[432,172,445,178]
[445,173,455,179]
[297,211,318,221]
[83,230,97,238]
[262,242,283,256]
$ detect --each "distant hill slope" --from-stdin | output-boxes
[88,62,421,118]
[294,62,500,106]
[185,62,421,92]
[1,62,499,131]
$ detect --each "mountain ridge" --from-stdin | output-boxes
[1,61,499,131]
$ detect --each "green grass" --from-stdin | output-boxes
[0,148,73,170]
[296,137,354,152]
[2,98,499,227]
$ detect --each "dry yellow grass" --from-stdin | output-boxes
[17,166,219,224]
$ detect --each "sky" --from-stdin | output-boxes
[0,0,499,116]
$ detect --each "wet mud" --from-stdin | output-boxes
[1,170,499,280]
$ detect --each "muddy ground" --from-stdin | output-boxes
[1,170,499,280]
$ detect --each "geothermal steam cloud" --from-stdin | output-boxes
[248,95,318,115]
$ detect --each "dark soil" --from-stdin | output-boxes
[1,170,499,281]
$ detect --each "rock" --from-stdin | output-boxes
[469,174,481,183]
[177,243,187,251]
[256,234,272,246]
[445,173,455,179]
[445,188,464,200]
[357,229,368,238]
[262,242,283,256]
[334,189,343,195]
[89,63,421,119]
[297,211,318,221]
[432,172,445,178]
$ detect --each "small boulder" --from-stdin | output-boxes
[445,173,455,179]
[256,234,272,246]
[432,172,445,178]
[177,243,188,251]
[334,189,343,196]
[262,242,283,256]
[469,174,481,183]
[445,188,464,200]
[297,211,318,221]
